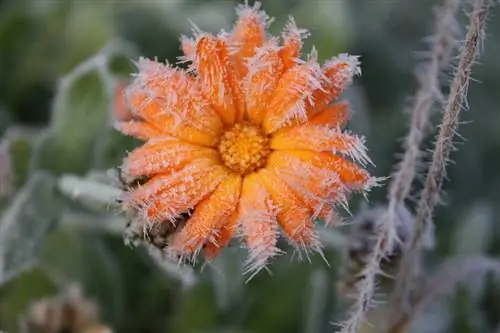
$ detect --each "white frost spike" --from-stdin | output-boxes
[282,15,311,42]
[337,130,374,167]
[238,179,282,280]
[288,220,327,266]
[245,37,281,86]
[322,53,361,97]
[235,1,273,30]
[241,218,283,281]
[280,49,324,127]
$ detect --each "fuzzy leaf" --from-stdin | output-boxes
[57,174,122,213]
[0,171,60,286]
[36,70,110,175]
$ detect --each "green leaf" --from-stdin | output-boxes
[0,172,60,286]
[5,128,40,188]
[36,69,110,175]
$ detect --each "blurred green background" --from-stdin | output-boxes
[1,0,500,332]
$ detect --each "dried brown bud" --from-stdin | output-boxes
[18,284,111,333]
[123,212,190,250]
[339,203,415,295]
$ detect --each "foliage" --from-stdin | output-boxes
[1,0,500,333]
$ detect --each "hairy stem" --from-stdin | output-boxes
[391,0,492,325]
[385,0,460,254]
[336,1,461,332]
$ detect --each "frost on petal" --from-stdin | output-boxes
[279,16,310,71]
[168,174,242,256]
[193,35,242,125]
[126,58,222,146]
[266,151,348,220]
[123,158,218,207]
[257,168,321,252]
[262,51,323,133]
[279,150,372,192]
[309,102,350,128]
[245,38,285,125]
[122,137,219,179]
[238,173,281,277]
[204,211,239,260]
[179,34,195,64]
[230,1,270,79]
[270,125,372,166]
[124,159,228,224]
[305,54,360,118]
[114,120,165,141]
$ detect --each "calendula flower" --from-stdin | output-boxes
[115,2,376,277]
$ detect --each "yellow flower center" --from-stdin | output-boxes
[217,122,271,175]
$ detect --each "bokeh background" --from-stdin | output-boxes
[1,0,500,332]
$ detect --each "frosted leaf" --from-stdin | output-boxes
[57,174,123,212]
[36,41,134,174]
[0,172,60,286]
[1,126,42,191]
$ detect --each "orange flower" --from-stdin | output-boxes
[115,2,376,277]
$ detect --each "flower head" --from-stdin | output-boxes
[115,2,377,277]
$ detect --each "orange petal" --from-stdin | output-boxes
[127,59,222,145]
[262,55,323,133]
[309,102,350,128]
[194,35,241,125]
[230,2,268,79]
[306,54,360,118]
[114,120,164,141]
[245,38,285,124]
[229,60,246,123]
[270,125,371,166]
[238,173,281,276]
[169,174,242,255]
[142,170,228,224]
[204,211,240,260]
[122,137,219,179]
[257,168,320,249]
[279,17,309,71]
[266,151,347,216]
[278,150,371,191]
[124,158,218,207]
[126,98,219,146]
[125,159,227,221]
